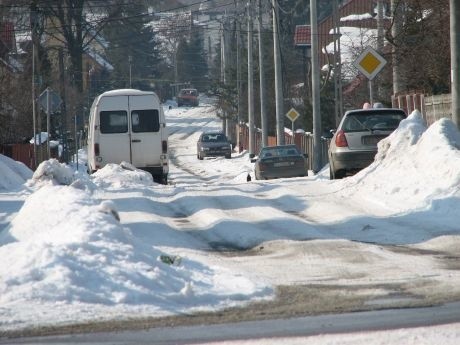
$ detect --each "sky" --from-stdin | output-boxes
[1,98,460,344]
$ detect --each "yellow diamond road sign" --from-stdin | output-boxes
[286,108,300,122]
[354,46,387,80]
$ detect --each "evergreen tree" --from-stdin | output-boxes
[104,2,161,90]
[175,27,209,91]
[188,30,209,91]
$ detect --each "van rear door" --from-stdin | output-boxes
[129,95,162,167]
[98,96,131,165]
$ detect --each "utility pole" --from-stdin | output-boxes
[258,0,268,147]
[451,0,460,127]
[30,2,38,168]
[237,20,243,151]
[248,0,255,156]
[58,48,68,162]
[272,0,284,145]
[332,0,343,126]
[376,0,385,101]
[128,55,132,88]
[391,0,404,95]
[221,20,229,135]
[310,0,322,173]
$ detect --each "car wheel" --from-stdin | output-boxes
[336,170,346,179]
[198,153,204,160]
[225,154,231,159]
[330,167,345,179]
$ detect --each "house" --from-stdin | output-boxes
[318,0,392,109]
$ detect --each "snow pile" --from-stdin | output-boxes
[27,158,96,192]
[91,162,154,189]
[0,176,269,330]
[0,154,32,190]
[346,110,460,209]
[29,158,76,186]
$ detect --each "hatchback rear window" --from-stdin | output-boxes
[343,112,405,132]
[100,111,128,133]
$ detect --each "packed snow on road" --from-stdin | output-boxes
[1,100,460,344]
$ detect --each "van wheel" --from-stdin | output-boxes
[161,175,168,185]
[225,154,231,159]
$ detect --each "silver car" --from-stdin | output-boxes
[251,144,308,180]
[328,107,406,179]
[197,132,232,160]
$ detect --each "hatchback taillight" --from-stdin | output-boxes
[335,130,348,147]
[162,140,168,153]
[94,143,100,156]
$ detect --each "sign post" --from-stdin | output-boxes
[286,108,300,141]
[353,46,387,105]
[39,87,62,159]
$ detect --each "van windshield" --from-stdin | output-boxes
[131,110,160,132]
[100,111,128,133]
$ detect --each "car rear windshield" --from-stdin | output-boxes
[260,146,300,158]
[342,111,406,132]
[180,89,197,96]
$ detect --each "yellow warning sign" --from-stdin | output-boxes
[354,46,387,80]
[286,108,300,122]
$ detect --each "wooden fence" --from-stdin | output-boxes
[392,92,452,126]
[423,94,452,126]
[0,144,34,169]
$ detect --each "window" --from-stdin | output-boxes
[100,111,128,133]
[344,112,405,132]
[131,110,160,133]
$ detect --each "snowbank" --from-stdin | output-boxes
[345,110,460,209]
[0,154,32,190]
[0,160,269,331]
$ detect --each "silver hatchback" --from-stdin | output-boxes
[328,108,406,179]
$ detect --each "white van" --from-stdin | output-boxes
[87,89,169,184]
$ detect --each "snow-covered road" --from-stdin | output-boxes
[1,100,460,344]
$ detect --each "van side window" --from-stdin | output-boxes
[131,109,160,132]
[100,111,128,133]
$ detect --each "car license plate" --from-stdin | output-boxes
[362,135,385,145]
[274,162,292,167]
